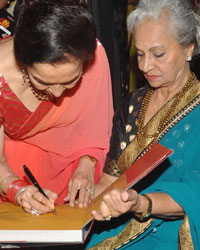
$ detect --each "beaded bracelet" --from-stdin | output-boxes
[7,180,29,205]
[0,174,18,197]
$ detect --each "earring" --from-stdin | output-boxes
[187,56,192,62]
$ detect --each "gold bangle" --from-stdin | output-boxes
[14,186,28,205]
[0,174,18,197]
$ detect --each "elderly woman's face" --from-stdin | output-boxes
[134,18,193,88]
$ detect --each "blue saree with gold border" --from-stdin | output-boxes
[85,73,200,250]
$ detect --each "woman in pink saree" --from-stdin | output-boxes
[0,0,113,215]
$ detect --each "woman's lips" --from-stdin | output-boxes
[145,75,158,81]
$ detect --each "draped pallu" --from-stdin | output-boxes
[86,73,200,250]
[0,43,113,204]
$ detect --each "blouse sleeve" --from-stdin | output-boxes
[104,86,149,177]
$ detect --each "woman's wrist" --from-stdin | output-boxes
[79,155,97,167]
[7,180,30,205]
[0,174,19,197]
[133,194,152,220]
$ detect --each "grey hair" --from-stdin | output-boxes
[127,0,200,56]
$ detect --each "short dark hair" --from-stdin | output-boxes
[14,0,96,66]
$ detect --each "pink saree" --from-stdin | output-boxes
[0,42,113,204]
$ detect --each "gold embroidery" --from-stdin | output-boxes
[120,141,127,150]
[129,105,134,113]
[96,75,200,249]
[103,159,123,177]
[136,73,196,148]
[129,134,135,142]
[88,218,153,250]
[126,124,132,133]
[179,215,194,250]
[117,73,199,172]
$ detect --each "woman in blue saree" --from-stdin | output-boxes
[85,0,200,249]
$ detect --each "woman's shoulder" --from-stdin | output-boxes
[94,39,108,63]
[130,85,149,100]
[113,85,149,123]
[107,85,149,160]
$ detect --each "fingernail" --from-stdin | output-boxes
[64,195,70,201]
[49,202,54,209]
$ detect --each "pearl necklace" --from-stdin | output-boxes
[22,68,49,101]
[136,72,197,147]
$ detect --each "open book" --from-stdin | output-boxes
[0,143,172,245]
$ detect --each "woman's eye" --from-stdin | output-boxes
[137,53,144,57]
[154,53,165,58]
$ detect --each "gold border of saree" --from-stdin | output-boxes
[89,73,200,250]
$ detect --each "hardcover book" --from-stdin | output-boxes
[0,143,172,246]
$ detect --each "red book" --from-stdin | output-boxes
[125,143,172,189]
[86,143,172,217]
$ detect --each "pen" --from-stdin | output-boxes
[23,165,57,215]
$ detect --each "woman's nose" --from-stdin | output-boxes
[48,84,65,97]
[139,57,154,73]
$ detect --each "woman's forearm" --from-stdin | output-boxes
[0,125,19,195]
[136,192,184,217]
[95,173,117,197]
[0,162,19,196]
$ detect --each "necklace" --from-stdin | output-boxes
[136,72,197,147]
[22,68,49,101]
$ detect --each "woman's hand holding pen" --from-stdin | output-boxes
[0,165,58,215]
[65,155,96,208]
[16,186,58,215]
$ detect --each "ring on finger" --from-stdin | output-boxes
[105,215,112,221]
[86,187,93,195]
[30,208,39,216]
